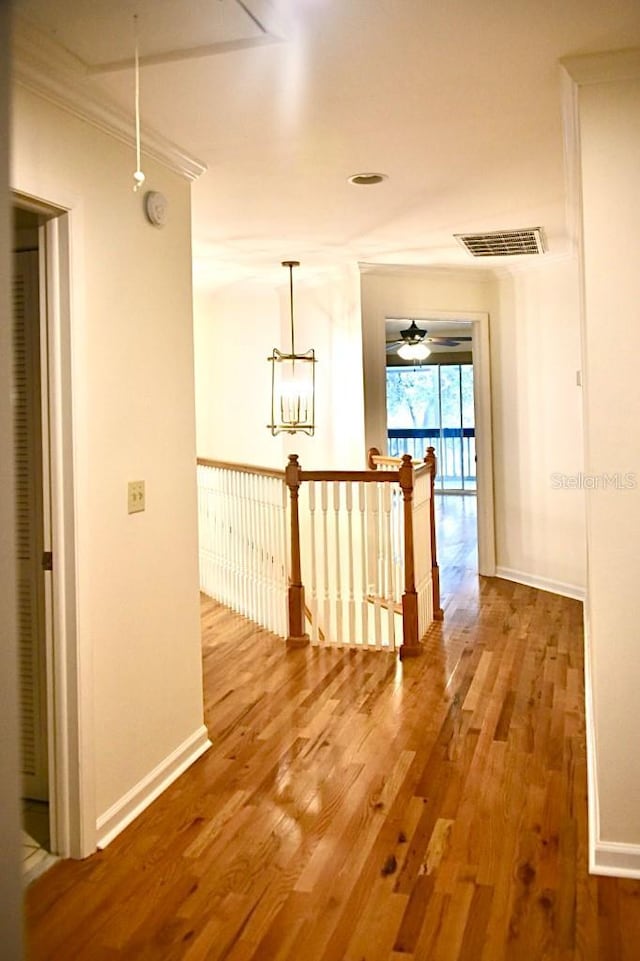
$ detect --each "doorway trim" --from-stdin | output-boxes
[400,310,496,576]
[363,300,496,577]
[468,312,496,575]
[14,191,96,859]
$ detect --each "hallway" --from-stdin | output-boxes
[25,566,640,958]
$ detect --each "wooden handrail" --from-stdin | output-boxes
[368,446,425,470]
[299,468,399,483]
[197,457,285,481]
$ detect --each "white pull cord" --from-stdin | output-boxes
[133,14,145,192]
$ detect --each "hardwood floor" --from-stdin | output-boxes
[435,493,479,605]
[25,508,640,959]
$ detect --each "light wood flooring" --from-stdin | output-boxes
[25,499,640,959]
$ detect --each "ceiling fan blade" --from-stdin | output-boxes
[426,336,472,346]
[385,341,401,351]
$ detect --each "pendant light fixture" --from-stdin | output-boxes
[268,261,317,436]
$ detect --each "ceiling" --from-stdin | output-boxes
[13,0,640,284]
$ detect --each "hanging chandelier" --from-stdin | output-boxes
[268,261,317,436]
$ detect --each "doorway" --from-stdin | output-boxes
[382,313,496,586]
[385,320,479,592]
[13,205,57,881]
[12,192,93,865]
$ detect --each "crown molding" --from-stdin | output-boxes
[358,261,497,282]
[12,17,207,183]
[558,47,640,272]
[561,47,640,86]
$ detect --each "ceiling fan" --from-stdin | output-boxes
[386,320,472,360]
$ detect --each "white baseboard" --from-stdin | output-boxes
[582,607,640,878]
[494,566,585,601]
[583,608,600,876]
[591,841,640,878]
[96,725,211,849]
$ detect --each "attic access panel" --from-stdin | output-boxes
[455,227,546,257]
[16,0,279,70]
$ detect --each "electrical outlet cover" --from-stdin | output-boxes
[128,480,145,514]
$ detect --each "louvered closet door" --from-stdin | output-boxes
[13,249,49,802]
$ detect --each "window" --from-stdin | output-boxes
[386,364,476,492]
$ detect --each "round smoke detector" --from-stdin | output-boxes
[347,172,388,186]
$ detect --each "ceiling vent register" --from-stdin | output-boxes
[455,227,546,257]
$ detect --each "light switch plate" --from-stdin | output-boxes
[128,480,145,514]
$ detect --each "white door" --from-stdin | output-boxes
[13,248,49,802]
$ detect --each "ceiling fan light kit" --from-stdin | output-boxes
[268,261,317,436]
[398,342,431,361]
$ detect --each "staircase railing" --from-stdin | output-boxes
[197,452,441,657]
[197,459,288,638]
[368,446,444,622]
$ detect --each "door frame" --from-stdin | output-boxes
[366,304,496,577]
[468,312,496,575]
[13,191,96,859]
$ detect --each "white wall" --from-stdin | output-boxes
[494,259,586,595]
[360,263,586,594]
[572,63,640,856]
[194,280,282,468]
[194,263,365,470]
[0,0,24,953]
[11,86,206,838]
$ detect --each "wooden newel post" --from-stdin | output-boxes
[399,454,421,659]
[285,454,310,649]
[425,446,444,621]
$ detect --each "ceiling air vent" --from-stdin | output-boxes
[455,227,546,257]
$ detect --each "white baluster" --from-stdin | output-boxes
[279,477,288,638]
[393,486,404,606]
[333,481,343,646]
[359,481,368,649]
[246,471,254,618]
[321,481,330,644]
[254,472,262,626]
[308,482,319,645]
[224,469,231,604]
[270,478,279,635]
[368,482,382,648]
[237,470,246,615]
[265,476,276,634]
[345,482,355,645]
[383,483,395,649]
[263,476,270,630]
[215,468,222,601]
[249,472,257,624]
